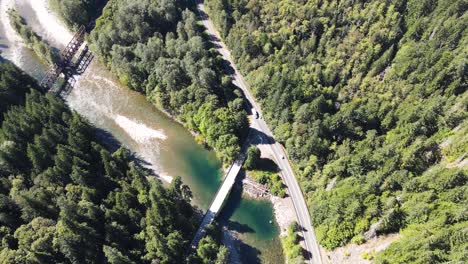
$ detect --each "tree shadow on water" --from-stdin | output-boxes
[217,171,254,234]
[217,171,263,263]
[239,241,262,264]
[94,127,160,179]
[94,128,122,152]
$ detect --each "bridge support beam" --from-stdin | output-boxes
[40,25,89,94]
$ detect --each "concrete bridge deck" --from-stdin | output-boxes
[190,147,246,248]
[190,1,323,263]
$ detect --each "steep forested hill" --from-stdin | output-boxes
[0,59,198,263]
[89,0,248,164]
[205,0,467,262]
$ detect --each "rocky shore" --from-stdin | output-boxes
[242,173,298,236]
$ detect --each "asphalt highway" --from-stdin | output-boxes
[195,1,323,263]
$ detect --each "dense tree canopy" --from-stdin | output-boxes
[189,223,229,264]
[206,0,467,261]
[38,0,468,261]
[0,59,198,263]
[89,0,248,164]
[0,61,35,119]
[49,0,98,28]
[244,145,261,170]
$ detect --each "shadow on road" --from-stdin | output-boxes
[233,87,259,117]
[249,127,275,145]
[294,225,312,261]
[204,32,223,49]
[294,233,312,260]
[197,5,209,21]
[219,57,236,75]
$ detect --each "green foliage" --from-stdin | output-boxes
[206,0,468,259]
[214,246,229,264]
[250,170,286,198]
[197,236,219,262]
[49,0,97,28]
[191,223,230,264]
[374,221,468,263]
[362,252,374,260]
[244,145,261,169]
[281,222,304,263]
[7,9,60,65]
[88,0,248,164]
[0,60,36,120]
[245,146,286,197]
[350,234,366,245]
[0,59,197,263]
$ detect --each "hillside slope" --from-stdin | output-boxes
[205,0,467,262]
[0,59,198,263]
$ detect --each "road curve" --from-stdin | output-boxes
[195,1,323,263]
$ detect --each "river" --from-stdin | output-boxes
[0,0,283,262]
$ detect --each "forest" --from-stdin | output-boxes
[88,0,249,164]
[49,0,98,28]
[8,0,466,262]
[191,223,229,264]
[205,0,467,262]
[0,58,225,263]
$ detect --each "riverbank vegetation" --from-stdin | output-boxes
[281,222,305,263]
[7,8,59,65]
[206,0,467,261]
[87,0,248,164]
[189,223,229,264]
[0,58,199,263]
[245,146,286,197]
[49,0,98,28]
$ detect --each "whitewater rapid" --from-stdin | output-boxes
[0,0,24,65]
[0,0,173,183]
[115,115,168,142]
[25,0,72,45]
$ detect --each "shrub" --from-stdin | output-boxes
[7,9,59,65]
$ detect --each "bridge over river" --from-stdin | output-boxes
[190,137,249,248]
[40,25,93,96]
[191,1,322,263]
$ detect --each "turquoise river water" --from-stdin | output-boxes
[0,0,283,263]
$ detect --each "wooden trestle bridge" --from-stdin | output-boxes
[39,25,93,95]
